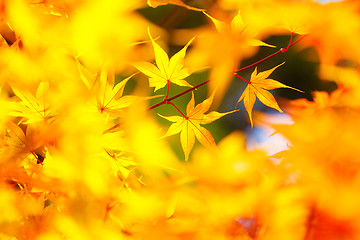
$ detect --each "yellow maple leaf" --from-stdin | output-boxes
[133,29,195,92]
[203,10,275,48]
[93,67,161,116]
[160,92,237,160]
[237,62,302,127]
[9,82,56,124]
[95,68,137,115]
[198,10,275,107]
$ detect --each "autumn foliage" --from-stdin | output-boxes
[1,0,360,239]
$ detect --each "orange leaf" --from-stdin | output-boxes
[237,62,302,127]
[204,11,275,47]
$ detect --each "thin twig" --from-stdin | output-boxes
[147,33,303,111]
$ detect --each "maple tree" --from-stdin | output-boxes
[1,0,360,240]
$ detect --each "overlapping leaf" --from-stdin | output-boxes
[5,121,45,164]
[95,69,136,115]
[200,10,276,106]
[91,66,160,116]
[237,62,302,127]
[160,92,237,160]
[133,29,195,92]
[204,10,275,47]
[9,82,56,124]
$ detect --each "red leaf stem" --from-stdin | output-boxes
[167,101,188,119]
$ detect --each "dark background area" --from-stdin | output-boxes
[132,3,337,157]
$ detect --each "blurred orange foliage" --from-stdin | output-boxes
[1,0,360,239]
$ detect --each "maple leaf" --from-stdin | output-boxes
[5,121,45,164]
[9,82,56,124]
[160,92,237,160]
[203,10,275,48]
[93,67,161,116]
[95,68,137,115]
[133,29,195,92]
[237,62,302,127]
[196,10,275,107]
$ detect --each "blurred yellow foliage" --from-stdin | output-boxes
[1,0,360,239]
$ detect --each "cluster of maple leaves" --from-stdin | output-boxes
[1,0,360,239]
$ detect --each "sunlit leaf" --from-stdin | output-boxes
[160,92,237,160]
[133,29,195,91]
[237,62,302,127]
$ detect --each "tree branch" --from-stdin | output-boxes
[147,33,304,111]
